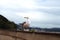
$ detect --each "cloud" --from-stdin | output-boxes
[35,0,60,7]
[0,0,35,9]
[0,0,60,28]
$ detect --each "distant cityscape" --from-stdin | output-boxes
[17,22,60,32]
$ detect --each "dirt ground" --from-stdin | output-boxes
[0,30,60,40]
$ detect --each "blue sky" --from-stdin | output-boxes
[0,0,60,28]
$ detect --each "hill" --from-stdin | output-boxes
[0,15,16,30]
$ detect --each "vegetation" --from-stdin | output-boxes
[0,15,17,30]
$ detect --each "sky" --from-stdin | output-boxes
[0,0,60,28]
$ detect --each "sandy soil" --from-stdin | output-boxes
[0,30,60,40]
[0,35,15,40]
